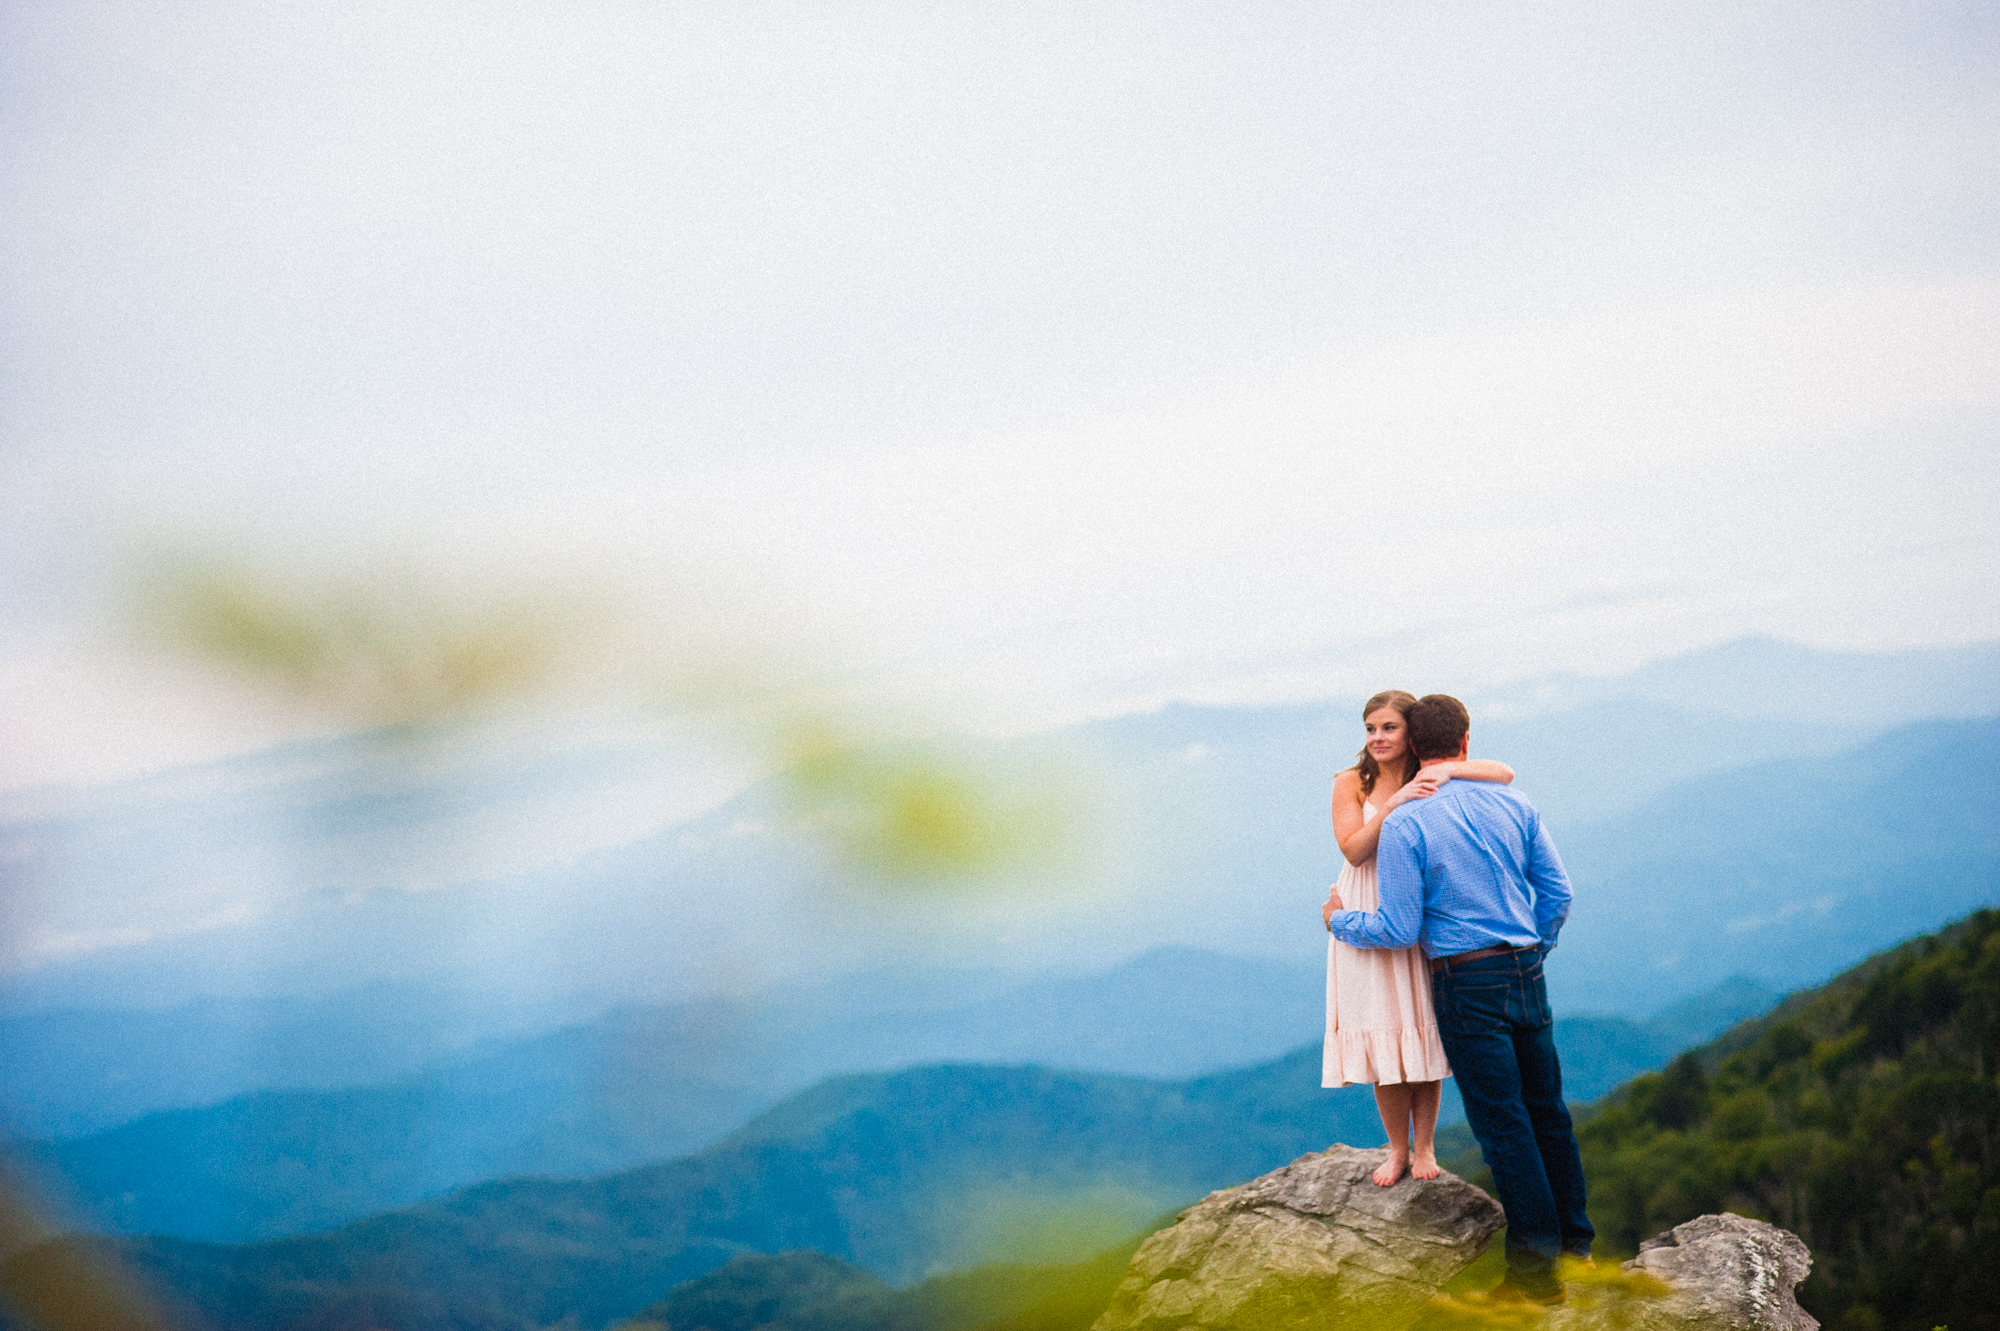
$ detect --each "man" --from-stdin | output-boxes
[1323,693,1591,1303]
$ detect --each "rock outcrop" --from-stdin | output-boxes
[1541,1213,1818,1331]
[1093,1150,1819,1331]
[1091,1146,1505,1331]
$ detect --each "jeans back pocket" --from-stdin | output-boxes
[1439,977,1511,1034]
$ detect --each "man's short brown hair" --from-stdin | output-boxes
[1406,694,1471,760]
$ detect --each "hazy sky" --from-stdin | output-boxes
[4,0,1997,791]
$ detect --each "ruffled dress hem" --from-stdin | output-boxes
[1320,1023,1453,1088]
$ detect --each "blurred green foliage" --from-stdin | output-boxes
[922,1183,1164,1272]
[1412,1254,1668,1331]
[623,1236,1671,1331]
[1575,908,2000,1331]
[129,551,1092,892]
[617,1222,1164,1331]
[0,1233,169,1331]
[780,724,1083,887]
[135,553,590,721]
[0,1177,169,1331]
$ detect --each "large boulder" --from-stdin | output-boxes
[1091,1146,1505,1331]
[1539,1213,1818,1331]
[1091,1148,1821,1331]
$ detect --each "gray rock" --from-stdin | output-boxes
[1090,1145,1506,1331]
[1541,1213,1817,1331]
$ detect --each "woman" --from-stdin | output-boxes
[1320,689,1515,1186]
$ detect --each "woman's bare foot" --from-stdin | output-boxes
[1411,1151,1441,1180]
[1371,1150,1410,1186]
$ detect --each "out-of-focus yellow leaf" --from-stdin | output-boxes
[133,554,587,722]
[777,723,1081,889]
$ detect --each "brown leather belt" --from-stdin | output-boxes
[1429,944,1536,974]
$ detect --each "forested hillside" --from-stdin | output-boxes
[1579,909,2000,1331]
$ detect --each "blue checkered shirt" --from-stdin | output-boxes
[1326,778,1571,958]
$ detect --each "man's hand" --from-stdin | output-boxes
[1322,887,1344,929]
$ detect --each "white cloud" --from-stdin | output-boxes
[2,0,1996,785]
[18,901,263,969]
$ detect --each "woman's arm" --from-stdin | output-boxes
[1337,758,1515,860]
[1436,759,1514,785]
[1396,758,1513,802]
[1332,768,1400,865]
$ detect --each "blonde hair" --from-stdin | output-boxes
[1353,689,1419,797]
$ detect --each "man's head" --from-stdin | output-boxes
[1406,694,1471,763]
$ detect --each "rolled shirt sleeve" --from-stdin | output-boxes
[1326,816,1425,951]
[1525,815,1572,950]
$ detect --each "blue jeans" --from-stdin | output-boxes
[1431,949,1593,1294]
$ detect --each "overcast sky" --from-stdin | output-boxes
[4,0,1997,792]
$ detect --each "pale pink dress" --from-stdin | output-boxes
[1322,800,1453,1087]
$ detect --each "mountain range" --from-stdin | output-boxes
[4,953,1773,1243]
[7,635,1991,1025]
[0,634,1994,1287]
[11,911,1992,1331]
[4,634,1996,1254]
[13,1052,1381,1331]
[1551,715,2000,1010]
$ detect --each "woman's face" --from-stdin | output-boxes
[1363,707,1410,764]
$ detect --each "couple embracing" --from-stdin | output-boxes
[1320,690,1590,1304]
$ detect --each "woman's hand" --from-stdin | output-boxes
[1384,766,1451,809]
[1408,765,1452,797]
[1322,887,1343,929]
